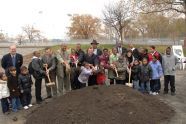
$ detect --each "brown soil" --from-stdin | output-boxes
[26,85,174,124]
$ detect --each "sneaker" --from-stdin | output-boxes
[152,92,157,95]
[24,106,29,110]
[28,104,33,107]
[171,92,176,96]
[149,91,153,95]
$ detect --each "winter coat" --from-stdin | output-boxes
[7,75,20,97]
[108,54,119,79]
[32,56,46,79]
[149,60,163,80]
[115,57,128,80]
[140,64,152,82]
[18,74,33,92]
[99,54,110,69]
[0,80,10,99]
[78,66,92,84]
[131,65,140,81]
[96,67,106,85]
[162,54,178,76]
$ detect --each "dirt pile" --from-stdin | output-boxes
[26,85,174,124]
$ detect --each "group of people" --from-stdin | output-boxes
[0,40,178,115]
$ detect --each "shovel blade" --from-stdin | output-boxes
[46,82,55,87]
[126,83,133,88]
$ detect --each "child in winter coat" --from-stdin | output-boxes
[0,72,10,114]
[140,58,152,94]
[18,66,33,110]
[131,59,140,90]
[78,62,94,88]
[115,56,128,84]
[149,55,163,95]
[7,66,22,112]
[96,62,106,85]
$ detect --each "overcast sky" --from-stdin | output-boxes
[0,0,116,39]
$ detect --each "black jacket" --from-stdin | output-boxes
[7,75,20,97]
[117,47,127,55]
[1,53,23,75]
[76,49,85,65]
[83,54,99,66]
[94,48,102,57]
[18,74,33,92]
[131,65,140,81]
[32,57,45,79]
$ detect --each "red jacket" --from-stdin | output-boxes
[148,51,160,62]
[99,54,110,69]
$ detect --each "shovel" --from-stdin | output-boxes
[126,67,133,87]
[44,66,55,87]
[114,67,119,85]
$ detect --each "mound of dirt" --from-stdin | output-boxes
[26,85,174,124]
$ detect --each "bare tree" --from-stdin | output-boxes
[22,25,41,42]
[103,0,134,44]
[16,34,25,45]
[138,0,186,22]
[0,33,5,41]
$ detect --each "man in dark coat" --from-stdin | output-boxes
[116,42,127,56]
[1,45,23,76]
[75,43,85,66]
[83,47,99,86]
[91,40,102,57]
[41,47,57,98]
[129,44,140,60]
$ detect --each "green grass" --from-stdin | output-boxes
[50,44,186,55]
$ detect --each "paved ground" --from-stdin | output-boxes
[0,70,186,124]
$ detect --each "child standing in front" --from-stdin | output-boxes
[149,55,163,95]
[78,62,94,88]
[0,72,10,114]
[7,66,22,112]
[96,62,106,85]
[140,58,152,94]
[131,59,140,90]
[18,66,33,110]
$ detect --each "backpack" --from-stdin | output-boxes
[28,61,34,75]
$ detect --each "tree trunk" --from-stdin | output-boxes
[119,28,124,44]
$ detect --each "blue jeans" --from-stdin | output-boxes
[11,97,22,112]
[1,98,9,113]
[141,81,150,93]
[132,80,140,90]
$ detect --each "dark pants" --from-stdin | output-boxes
[88,75,97,86]
[1,98,9,113]
[110,79,114,85]
[35,78,42,102]
[22,89,32,106]
[164,75,175,93]
[116,80,124,85]
[71,67,81,90]
[150,79,159,92]
[157,79,161,92]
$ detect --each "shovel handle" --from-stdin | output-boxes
[128,67,131,83]
[45,66,52,83]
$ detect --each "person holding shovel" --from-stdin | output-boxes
[56,44,71,95]
[41,47,57,98]
[115,56,128,84]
